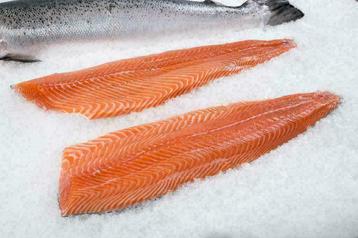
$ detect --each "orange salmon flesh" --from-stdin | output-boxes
[14,39,295,119]
[59,92,340,216]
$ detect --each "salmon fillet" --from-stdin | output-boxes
[14,39,295,119]
[59,92,340,216]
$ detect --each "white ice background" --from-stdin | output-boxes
[0,0,357,237]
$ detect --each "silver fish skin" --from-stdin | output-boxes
[0,0,303,61]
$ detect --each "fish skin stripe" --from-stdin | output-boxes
[14,39,295,119]
[59,91,340,216]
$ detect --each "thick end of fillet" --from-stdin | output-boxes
[12,79,50,110]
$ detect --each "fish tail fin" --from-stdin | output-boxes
[249,0,304,25]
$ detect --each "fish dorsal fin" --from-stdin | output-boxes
[203,0,247,8]
[204,0,224,6]
[204,0,215,4]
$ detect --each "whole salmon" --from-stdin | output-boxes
[0,0,303,61]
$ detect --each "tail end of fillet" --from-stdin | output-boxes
[277,38,297,49]
[312,91,341,111]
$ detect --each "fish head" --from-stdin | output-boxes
[0,39,8,58]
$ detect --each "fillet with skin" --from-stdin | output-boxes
[13,39,295,119]
[0,0,304,61]
[59,91,340,216]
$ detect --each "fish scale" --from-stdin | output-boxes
[14,39,296,119]
[59,91,340,216]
